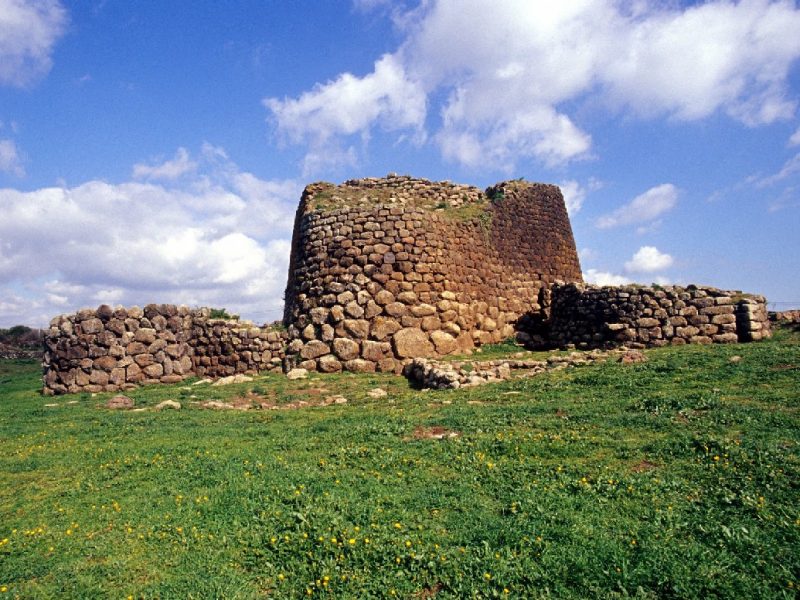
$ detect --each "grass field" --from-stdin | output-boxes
[1,329,798,598]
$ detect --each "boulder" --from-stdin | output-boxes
[155,400,181,410]
[286,368,308,380]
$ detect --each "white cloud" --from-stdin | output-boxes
[265,53,426,174]
[0,146,302,327]
[596,183,678,229]
[132,147,197,180]
[0,139,24,176]
[0,0,68,87]
[624,246,674,274]
[751,152,800,188]
[560,177,602,216]
[578,247,597,262]
[791,126,800,147]
[560,180,587,216]
[583,268,631,286]
[266,0,800,173]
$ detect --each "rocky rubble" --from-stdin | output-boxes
[404,348,626,389]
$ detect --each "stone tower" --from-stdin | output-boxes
[282,174,582,373]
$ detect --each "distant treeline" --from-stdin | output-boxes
[0,326,45,352]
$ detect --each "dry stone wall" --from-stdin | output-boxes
[545,283,770,349]
[40,174,775,394]
[43,304,286,395]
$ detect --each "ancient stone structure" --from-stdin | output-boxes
[41,174,773,395]
[43,304,286,395]
[545,283,770,349]
[282,175,582,373]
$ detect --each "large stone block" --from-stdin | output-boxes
[300,340,330,360]
[392,328,434,358]
[332,338,360,361]
[430,330,457,355]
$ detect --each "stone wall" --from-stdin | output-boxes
[545,283,771,349]
[282,174,582,373]
[43,304,286,395]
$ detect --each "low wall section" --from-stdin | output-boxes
[546,283,770,349]
[43,304,286,395]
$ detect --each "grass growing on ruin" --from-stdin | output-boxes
[1,331,799,598]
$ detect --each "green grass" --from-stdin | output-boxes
[1,330,798,599]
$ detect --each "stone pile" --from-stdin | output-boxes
[546,283,770,349]
[43,304,286,395]
[282,175,583,373]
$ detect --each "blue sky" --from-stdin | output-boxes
[1,0,800,327]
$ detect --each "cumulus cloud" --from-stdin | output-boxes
[596,183,678,229]
[266,0,800,173]
[560,177,602,216]
[265,53,426,174]
[624,246,674,274]
[583,268,631,286]
[132,147,197,180]
[0,147,302,327]
[0,139,24,176]
[0,0,68,87]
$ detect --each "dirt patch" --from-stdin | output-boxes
[631,459,659,473]
[414,583,443,599]
[410,426,460,441]
[770,363,798,371]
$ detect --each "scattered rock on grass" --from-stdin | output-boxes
[211,374,253,386]
[107,395,134,409]
[286,368,308,380]
[367,388,388,399]
[325,395,348,405]
[619,349,647,364]
[155,400,181,411]
[729,355,742,363]
[199,400,236,410]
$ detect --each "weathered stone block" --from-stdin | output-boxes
[344,359,376,373]
[333,338,360,361]
[392,328,434,358]
[80,318,104,334]
[134,328,157,344]
[318,354,342,373]
[430,331,457,355]
[371,316,402,341]
[300,340,330,360]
